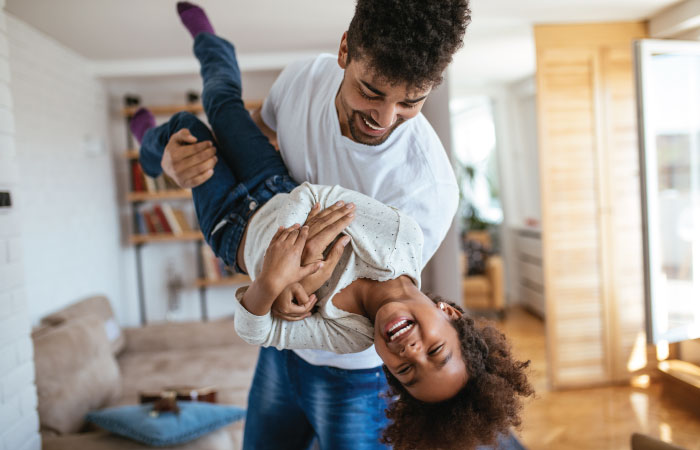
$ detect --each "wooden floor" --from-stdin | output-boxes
[494,307,700,450]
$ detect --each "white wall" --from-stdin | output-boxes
[7,15,124,325]
[0,2,41,449]
[421,77,462,302]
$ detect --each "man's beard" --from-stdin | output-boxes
[347,110,404,146]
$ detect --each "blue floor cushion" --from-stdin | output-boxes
[86,402,246,447]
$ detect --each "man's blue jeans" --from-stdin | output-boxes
[139,33,296,270]
[243,347,390,450]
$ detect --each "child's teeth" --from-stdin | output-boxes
[389,323,414,341]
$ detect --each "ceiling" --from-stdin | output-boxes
[5,0,682,87]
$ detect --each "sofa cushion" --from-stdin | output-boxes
[85,402,245,447]
[41,295,125,355]
[34,315,121,434]
[121,320,243,354]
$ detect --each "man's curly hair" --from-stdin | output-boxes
[346,0,471,90]
[381,295,534,450]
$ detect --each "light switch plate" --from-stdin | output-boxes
[0,191,11,208]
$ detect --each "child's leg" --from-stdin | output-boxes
[192,32,290,188]
[139,111,248,267]
[131,108,162,177]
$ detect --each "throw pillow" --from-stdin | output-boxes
[86,402,246,447]
[34,316,121,434]
[41,295,126,355]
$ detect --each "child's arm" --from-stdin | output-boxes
[233,287,373,353]
[239,224,323,316]
[270,202,355,320]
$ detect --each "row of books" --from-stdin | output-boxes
[200,245,233,281]
[135,204,193,235]
[131,161,180,193]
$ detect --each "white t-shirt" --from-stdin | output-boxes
[233,183,423,354]
[260,54,458,369]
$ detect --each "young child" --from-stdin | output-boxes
[131,3,533,448]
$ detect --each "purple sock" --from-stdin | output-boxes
[177,2,214,38]
[130,108,156,144]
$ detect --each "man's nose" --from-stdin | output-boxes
[370,104,397,129]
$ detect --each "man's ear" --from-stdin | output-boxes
[438,302,463,320]
[337,31,349,69]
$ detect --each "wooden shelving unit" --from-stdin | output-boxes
[127,190,192,202]
[195,274,251,288]
[124,98,256,324]
[130,231,203,245]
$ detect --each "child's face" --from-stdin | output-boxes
[373,296,468,403]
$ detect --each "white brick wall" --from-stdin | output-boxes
[0,1,41,448]
[7,15,124,324]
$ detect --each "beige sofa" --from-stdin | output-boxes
[32,295,260,450]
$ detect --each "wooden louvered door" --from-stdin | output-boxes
[535,23,648,389]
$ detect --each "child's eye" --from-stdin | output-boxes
[397,364,411,375]
[428,344,444,356]
[400,102,418,109]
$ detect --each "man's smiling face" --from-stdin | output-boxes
[335,33,431,146]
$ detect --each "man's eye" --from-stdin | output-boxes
[359,90,379,101]
[428,344,444,356]
[401,102,418,109]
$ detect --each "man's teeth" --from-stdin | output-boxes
[363,117,384,131]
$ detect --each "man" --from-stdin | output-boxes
[164,1,470,448]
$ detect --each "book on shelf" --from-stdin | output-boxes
[152,205,173,233]
[131,160,144,192]
[172,209,192,232]
[135,204,192,236]
[200,244,232,281]
[129,160,182,194]
[161,204,182,234]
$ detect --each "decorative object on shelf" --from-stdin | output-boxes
[186,90,200,104]
[140,386,218,405]
[165,265,184,320]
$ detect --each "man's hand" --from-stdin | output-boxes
[162,129,217,188]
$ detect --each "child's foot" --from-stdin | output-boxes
[130,108,156,144]
[177,2,214,38]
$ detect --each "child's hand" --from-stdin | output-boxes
[271,283,318,321]
[301,201,355,265]
[258,224,324,296]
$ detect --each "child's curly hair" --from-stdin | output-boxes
[381,295,534,450]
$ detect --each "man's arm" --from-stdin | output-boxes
[163,106,277,188]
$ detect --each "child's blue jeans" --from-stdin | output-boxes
[139,32,298,271]
[139,33,393,450]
